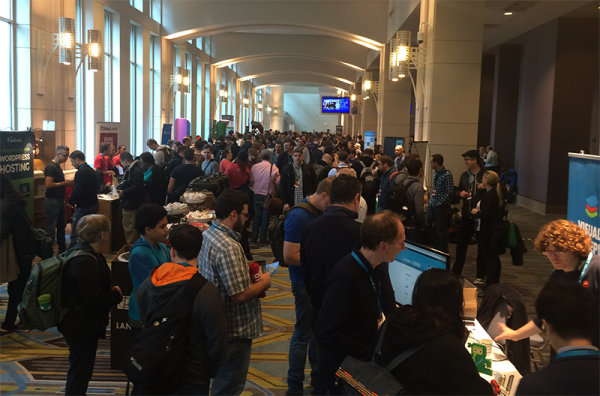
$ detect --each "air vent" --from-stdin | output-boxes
[505,1,538,12]
[484,24,499,29]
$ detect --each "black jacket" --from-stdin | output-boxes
[458,168,486,215]
[477,283,531,374]
[68,163,99,208]
[119,161,144,210]
[58,243,122,339]
[381,305,494,395]
[280,163,318,207]
[301,206,362,319]
[474,188,505,236]
[0,199,36,264]
[516,353,599,395]
[137,263,228,384]
[276,151,293,173]
[145,164,168,206]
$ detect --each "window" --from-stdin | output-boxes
[104,12,112,122]
[185,52,192,120]
[196,60,202,137]
[130,0,143,12]
[204,62,210,138]
[150,0,161,24]
[149,35,155,140]
[196,37,202,51]
[0,0,13,129]
[75,0,84,150]
[173,46,181,119]
[130,26,136,154]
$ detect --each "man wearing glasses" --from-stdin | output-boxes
[452,150,486,282]
[44,145,73,255]
[198,189,272,396]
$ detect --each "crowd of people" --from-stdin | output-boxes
[0,129,597,396]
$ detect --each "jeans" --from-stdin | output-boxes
[65,336,99,395]
[211,338,252,396]
[69,204,99,248]
[425,205,450,253]
[452,215,485,278]
[252,194,270,241]
[1,257,33,330]
[45,198,67,250]
[288,282,318,393]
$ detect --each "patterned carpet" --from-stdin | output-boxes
[0,204,564,395]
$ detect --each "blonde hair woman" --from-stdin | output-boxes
[58,214,123,395]
[470,171,506,294]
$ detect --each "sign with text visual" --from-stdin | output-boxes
[0,131,35,216]
[96,122,121,157]
[161,124,173,145]
[364,131,375,150]
[567,153,600,254]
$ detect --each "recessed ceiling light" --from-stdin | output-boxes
[504,12,513,16]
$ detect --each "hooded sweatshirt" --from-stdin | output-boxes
[137,262,228,384]
[380,305,493,395]
[128,237,171,322]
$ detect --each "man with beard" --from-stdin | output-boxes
[198,189,272,396]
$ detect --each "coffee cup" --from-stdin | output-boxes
[481,339,493,358]
[38,294,52,311]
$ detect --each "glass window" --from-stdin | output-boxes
[150,0,161,24]
[150,35,161,141]
[130,0,143,12]
[149,36,155,141]
[185,52,192,120]
[75,0,84,150]
[130,26,136,154]
[0,5,12,129]
[204,62,210,138]
[196,60,202,137]
[196,37,202,51]
[0,0,11,20]
[104,12,112,122]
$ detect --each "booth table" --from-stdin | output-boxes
[467,319,522,395]
[97,194,126,253]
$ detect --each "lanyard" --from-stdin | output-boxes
[556,349,599,360]
[351,251,382,314]
[579,252,593,284]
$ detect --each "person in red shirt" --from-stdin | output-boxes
[113,145,126,171]
[105,144,116,172]
[224,149,251,194]
[94,144,113,185]
[219,149,233,173]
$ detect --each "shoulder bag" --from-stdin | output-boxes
[263,164,283,215]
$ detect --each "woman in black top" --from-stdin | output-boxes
[381,269,493,395]
[471,171,506,291]
[496,220,599,347]
[0,174,37,336]
[58,214,122,395]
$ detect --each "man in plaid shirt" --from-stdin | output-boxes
[198,189,272,395]
[425,154,454,253]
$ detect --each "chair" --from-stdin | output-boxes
[529,329,548,371]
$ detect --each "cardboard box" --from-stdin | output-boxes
[463,279,477,318]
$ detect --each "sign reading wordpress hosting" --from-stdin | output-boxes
[568,154,600,255]
[0,131,35,215]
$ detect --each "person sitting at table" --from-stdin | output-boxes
[515,283,599,396]
[380,269,494,395]
[495,220,599,347]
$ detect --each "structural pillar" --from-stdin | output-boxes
[415,0,485,186]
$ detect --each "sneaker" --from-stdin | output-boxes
[0,328,13,337]
[473,278,486,285]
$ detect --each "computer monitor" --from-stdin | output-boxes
[388,241,450,305]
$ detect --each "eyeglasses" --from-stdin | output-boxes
[58,153,68,157]
[463,157,475,162]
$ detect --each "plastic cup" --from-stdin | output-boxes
[481,339,493,358]
[38,294,52,311]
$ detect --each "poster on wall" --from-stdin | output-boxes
[161,124,173,145]
[96,122,120,154]
[0,131,35,216]
[364,131,375,150]
[567,153,600,255]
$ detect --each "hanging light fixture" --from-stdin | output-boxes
[390,30,411,81]
[243,95,250,107]
[87,29,101,71]
[351,94,356,102]
[58,17,75,65]
[362,72,372,92]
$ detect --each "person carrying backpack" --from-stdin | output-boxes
[1,174,37,336]
[146,139,174,168]
[402,159,426,244]
[377,155,401,212]
[360,161,379,215]
[131,224,227,395]
[58,214,123,395]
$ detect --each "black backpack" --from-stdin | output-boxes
[158,147,175,172]
[268,202,322,266]
[122,273,207,395]
[360,165,379,197]
[386,179,418,223]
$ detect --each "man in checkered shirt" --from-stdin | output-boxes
[198,189,272,395]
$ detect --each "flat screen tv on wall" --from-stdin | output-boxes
[321,96,350,114]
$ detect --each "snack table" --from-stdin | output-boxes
[467,319,522,395]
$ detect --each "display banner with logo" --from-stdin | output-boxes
[0,131,35,216]
[364,131,375,150]
[161,124,173,145]
[96,122,121,155]
[568,153,600,254]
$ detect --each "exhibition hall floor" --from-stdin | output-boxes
[0,204,560,395]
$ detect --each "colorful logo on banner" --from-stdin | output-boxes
[586,196,598,218]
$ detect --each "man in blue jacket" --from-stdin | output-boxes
[128,204,170,339]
